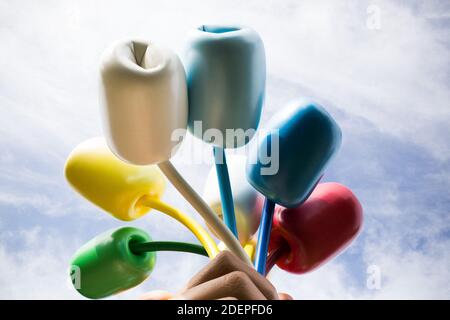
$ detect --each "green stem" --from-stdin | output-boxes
[130,241,209,257]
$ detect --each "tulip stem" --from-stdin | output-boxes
[265,241,289,275]
[157,160,253,266]
[254,198,276,275]
[139,195,219,258]
[130,241,209,257]
[213,146,238,237]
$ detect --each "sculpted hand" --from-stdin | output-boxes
[140,251,293,300]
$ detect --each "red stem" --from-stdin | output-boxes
[265,241,289,276]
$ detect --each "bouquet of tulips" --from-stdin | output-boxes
[65,25,363,299]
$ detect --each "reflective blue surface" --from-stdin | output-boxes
[213,146,238,236]
[254,198,275,274]
[184,25,266,148]
[246,101,342,207]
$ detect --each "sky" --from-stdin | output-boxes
[0,0,449,299]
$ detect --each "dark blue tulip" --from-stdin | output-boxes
[246,101,342,208]
[184,25,266,148]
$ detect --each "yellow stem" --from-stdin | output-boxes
[140,195,219,258]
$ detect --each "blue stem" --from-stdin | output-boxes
[254,198,276,275]
[213,146,238,237]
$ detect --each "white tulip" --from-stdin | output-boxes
[99,39,188,165]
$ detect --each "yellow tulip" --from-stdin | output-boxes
[65,137,166,221]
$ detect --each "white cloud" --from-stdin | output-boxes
[0,227,80,299]
[362,237,450,299]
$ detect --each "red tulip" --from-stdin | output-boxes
[267,182,363,274]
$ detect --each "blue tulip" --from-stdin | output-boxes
[247,101,342,207]
[184,25,266,147]
[184,25,266,238]
[246,100,342,274]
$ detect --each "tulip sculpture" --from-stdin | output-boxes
[65,28,365,299]
[267,183,363,274]
[99,39,250,265]
[71,227,209,299]
[184,25,265,238]
[247,100,342,274]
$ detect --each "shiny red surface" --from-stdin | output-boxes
[268,182,363,274]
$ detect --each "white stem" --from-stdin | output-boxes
[158,160,252,266]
